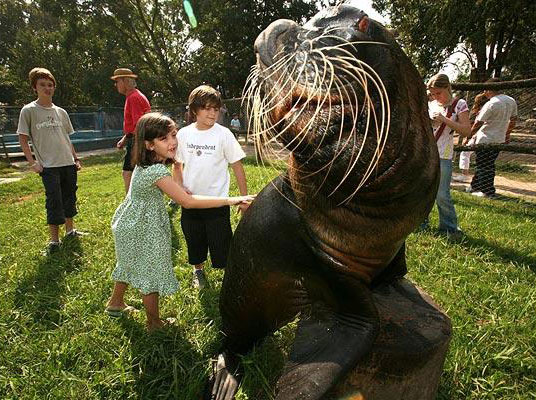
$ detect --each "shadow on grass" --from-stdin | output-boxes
[13,237,84,328]
[436,368,456,400]
[196,284,288,400]
[459,234,536,273]
[117,313,207,399]
[455,192,536,219]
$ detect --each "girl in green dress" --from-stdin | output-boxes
[106,112,254,331]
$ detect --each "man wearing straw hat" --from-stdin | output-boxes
[111,67,151,192]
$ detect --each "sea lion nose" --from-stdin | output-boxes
[254,19,298,67]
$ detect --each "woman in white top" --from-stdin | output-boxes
[422,73,471,236]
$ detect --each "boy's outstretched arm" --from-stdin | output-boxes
[230,160,250,213]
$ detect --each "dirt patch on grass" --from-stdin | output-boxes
[10,193,39,204]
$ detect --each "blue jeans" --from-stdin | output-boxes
[421,158,459,233]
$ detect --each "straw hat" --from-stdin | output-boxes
[110,68,138,80]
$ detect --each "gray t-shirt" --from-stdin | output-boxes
[17,101,75,168]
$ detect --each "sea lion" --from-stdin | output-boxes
[206,3,439,400]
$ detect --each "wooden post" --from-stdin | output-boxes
[330,278,452,400]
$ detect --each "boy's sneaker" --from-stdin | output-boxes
[471,192,498,199]
[193,269,208,289]
[42,241,60,256]
[65,229,88,238]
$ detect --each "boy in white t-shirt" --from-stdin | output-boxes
[173,85,251,288]
[17,67,84,255]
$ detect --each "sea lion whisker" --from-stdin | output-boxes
[317,39,389,52]
[325,65,369,165]
[314,69,361,180]
[258,52,310,124]
[248,58,303,146]
[306,71,362,194]
[261,60,323,151]
[251,55,299,119]
[289,52,340,182]
[244,51,295,108]
[328,74,366,191]
[328,69,383,199]
[337,68,391,203]
[309,77,353,194]
[291,53,337,156]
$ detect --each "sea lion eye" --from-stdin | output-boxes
[357,16,369,33]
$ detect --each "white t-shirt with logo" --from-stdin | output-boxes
[429,98,469,160]
[475,94,517,144]
[175,123,246,197]
[17,101,75,168]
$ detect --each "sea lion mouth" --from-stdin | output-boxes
[275,91,344,133]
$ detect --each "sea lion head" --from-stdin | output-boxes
[248,3,438,212]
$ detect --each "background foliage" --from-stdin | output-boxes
[2,1,535,104]
[372,0,536,81]
[0,0,326,106]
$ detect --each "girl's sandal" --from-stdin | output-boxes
[147,317,176,332]
[105,305,139,318]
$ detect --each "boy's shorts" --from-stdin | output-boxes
[40,165,78,225]
[122,135,134,172]
[180,206,232,269]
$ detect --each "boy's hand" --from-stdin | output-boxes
[75,159,82,171]
[238,202,252,215]
[235,195,256,215]
[30,162,43,174]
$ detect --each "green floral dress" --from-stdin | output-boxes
[111,163,179,296]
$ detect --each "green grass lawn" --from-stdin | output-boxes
[1,152,535,399]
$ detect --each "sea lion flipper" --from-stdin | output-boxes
[275,279,379,400]
[204,352,241,400]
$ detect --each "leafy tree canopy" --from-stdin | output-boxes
[0,0,331,106]
[372,0,536,81]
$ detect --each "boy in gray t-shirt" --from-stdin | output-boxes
[17,67,85,254]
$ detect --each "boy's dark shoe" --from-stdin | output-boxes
[42,241,61,256]
[442,229,465,243]
[65,229,88,238]
[193,269,208,289]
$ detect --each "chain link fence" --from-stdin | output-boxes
[0,104,195,159]
[450,82,536,201]
[3,88,533,202]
